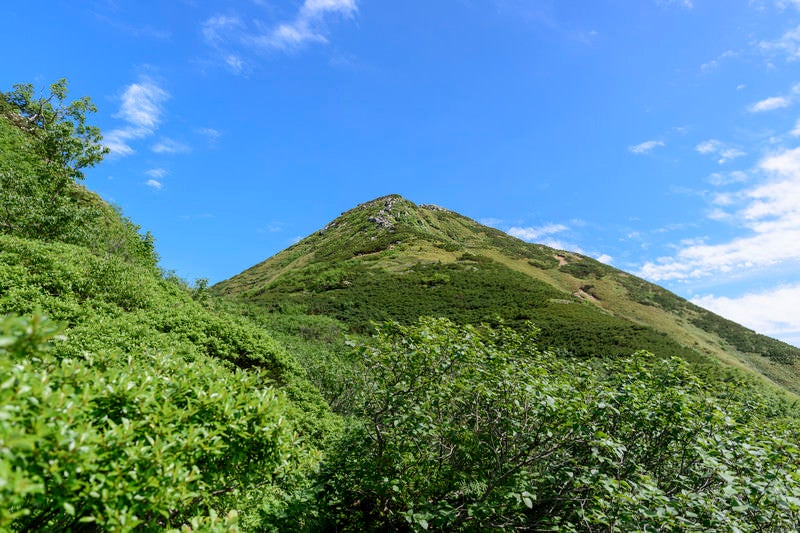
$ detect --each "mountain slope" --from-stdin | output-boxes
[215,194,800,394]
[0,84,336,529]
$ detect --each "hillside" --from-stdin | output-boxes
[0,81,337,530]
[215,194,800,394]
[5,80,800,531]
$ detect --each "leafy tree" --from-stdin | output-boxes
[1,78,107,182]
[0,78,105,242]
[0,80,158,268]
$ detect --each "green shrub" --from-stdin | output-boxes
[0,314,319,531]
[319,318,800,531]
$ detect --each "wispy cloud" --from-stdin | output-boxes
[151,138,191,154]
[201,0,359,72]
[479,217,505,226]
[692,284,800,346]
[145,179,164,190]
[104,78,169,157]
[640,146,800,281]
[225,54,245,73]
[202,15,242,47]
[708,170,750,185]
[196,127,222,146]
[696,139,747,164]
[776,0,800,11]
[145,168,168,179]
[656,0,694,9]
[251,0,358,50]
[508,223,569,241]
[629,140,665,154]
[700,50,738,73]
[760,24,800,61]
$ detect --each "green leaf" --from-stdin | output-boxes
[523,496,533,509]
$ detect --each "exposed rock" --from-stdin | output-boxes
[420,203,451,213]
[365,195,402,230]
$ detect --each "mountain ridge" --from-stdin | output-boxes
[214,194,800,395]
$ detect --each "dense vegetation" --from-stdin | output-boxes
[3,81,800,531]
[0,81,334,530]
[320,319,800,531]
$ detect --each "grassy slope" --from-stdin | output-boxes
[0,111,335,443]
[215,195,800,396]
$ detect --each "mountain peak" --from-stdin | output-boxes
[352,194,415,231]
[215,195,800,394]
[320,194,425,237]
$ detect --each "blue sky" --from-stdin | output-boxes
[3,0,800,346]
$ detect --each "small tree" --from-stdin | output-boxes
[0,79,108,242]
[1,78,108,184]
[0,80,158,268]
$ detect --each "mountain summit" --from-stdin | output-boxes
[214,195,800,394]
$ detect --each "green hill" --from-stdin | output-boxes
[5,80,800,532]
[214,194,800,395]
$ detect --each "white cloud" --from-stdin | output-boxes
[628,140,665,154]
[262,21,327,49]
[116,80,168,128]
[708,170,749,185]
[508,223,569,242]
[225,54,245,73]
[151,138,191,154]
[595,253,614,264]
[203,0,358,61]
[695,139,746,164]
[792,119,800,136]
[145,179,163,190]
[257,0,356,49]
[700,50,737,73]
[104,78,169,157]
[197,127,220,139]
[749,95,791,112]
[692,285,800,347]
[145,168,168,178]
[202,15,242,47]
[301,0,358,17]
[103,128,141,157]
[776,0,800,10]
[657,0,694,8]
[640,146,800,281]
[760,24,800,61]
[196,127,222,146]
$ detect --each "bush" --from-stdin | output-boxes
[0,314,319,531]
[319,318,800,531]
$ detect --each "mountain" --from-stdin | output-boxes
[6,81,800,531]
[215,194,800,394]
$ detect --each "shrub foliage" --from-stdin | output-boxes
[320,318,800,531]
[0,314,318,531]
